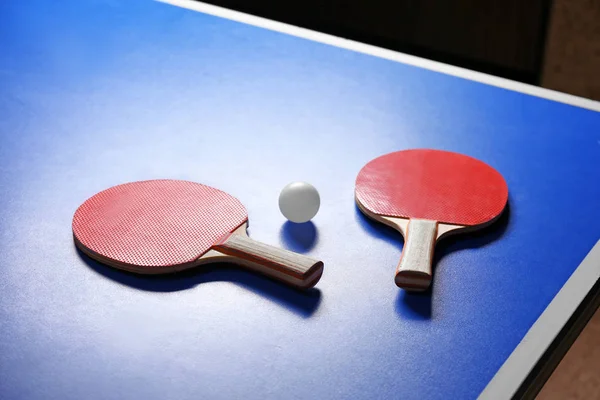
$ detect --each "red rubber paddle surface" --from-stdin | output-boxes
[72,180,248,269]
[355,149,508,226]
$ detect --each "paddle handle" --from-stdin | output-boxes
[215,233,324,289]
[395,219,438,291]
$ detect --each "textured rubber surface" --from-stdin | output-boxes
[355,149,508,225]
[4,2,600,399]
[72,180,248,268]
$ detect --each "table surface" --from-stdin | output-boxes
[1,1,599,399]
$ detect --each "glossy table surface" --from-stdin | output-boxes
[1,0,599,399]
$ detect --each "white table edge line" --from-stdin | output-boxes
[151,1,600,394]
[478,240,600,399]
[157,0,600,113]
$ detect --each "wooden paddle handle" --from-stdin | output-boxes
[215,234,324,289]
[395,219,438,291]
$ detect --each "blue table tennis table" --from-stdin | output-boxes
[1,1,599,399]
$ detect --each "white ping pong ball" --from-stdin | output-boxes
[278,182,320,223]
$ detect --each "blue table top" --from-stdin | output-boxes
[1,1,599,399]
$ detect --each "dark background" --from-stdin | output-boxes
[202,1,600,398]
[202,0,551,84]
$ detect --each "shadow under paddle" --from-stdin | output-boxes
[355,200,512,319]
[396,290,433,320]
[76,247,322,318]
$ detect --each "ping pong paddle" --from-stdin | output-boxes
[355,149,508,291]
[72,180,324,289]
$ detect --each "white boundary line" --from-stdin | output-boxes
[479,240,600,399]
[157,1,600,396]
[158,0,600,113]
